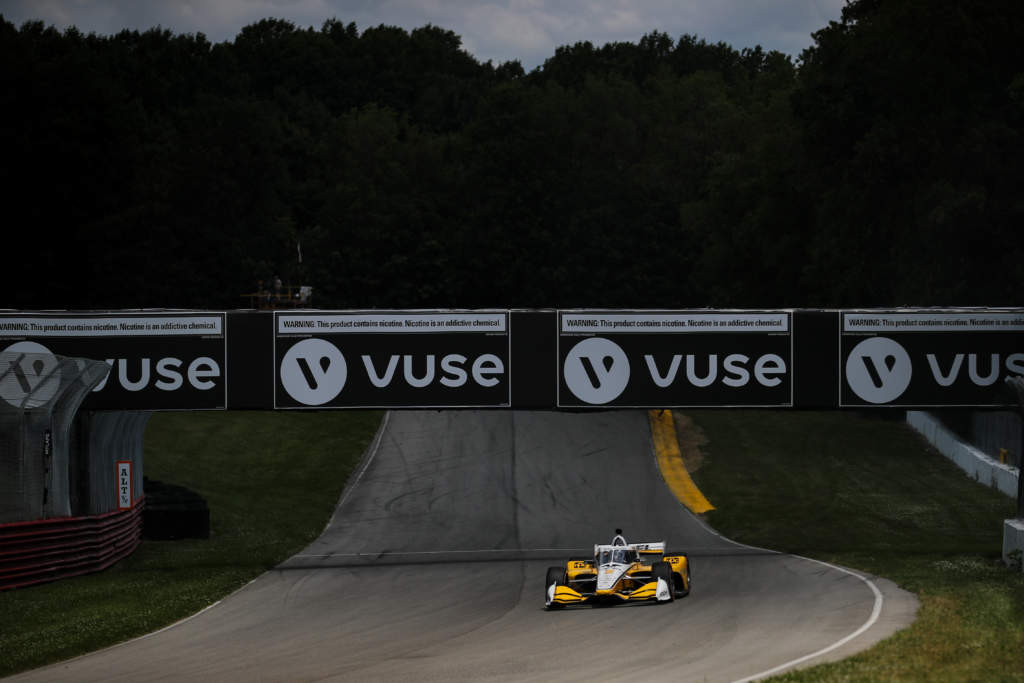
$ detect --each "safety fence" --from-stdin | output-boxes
[1,352,112,523]
[0,497,143,591]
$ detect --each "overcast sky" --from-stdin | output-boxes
[1,0,844,69]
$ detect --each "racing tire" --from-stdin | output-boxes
[676,563,691,598]
[666,552,691,598]
[652,561,674,602]
[545,566,566,610]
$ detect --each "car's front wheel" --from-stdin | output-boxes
[652,561,674,602]
[545,566,566,609]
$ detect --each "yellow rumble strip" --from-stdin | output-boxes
[649,410,715,514]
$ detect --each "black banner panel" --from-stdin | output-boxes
[509,310,557,408]
[225,311,274,409]
[791,310,841,409]
[0,313,227,410]
[557,311,793,407]
[274,311,510,408]
[840,310,1024,407]
[3,308,1019,411]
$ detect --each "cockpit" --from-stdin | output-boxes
[598,547,636,566]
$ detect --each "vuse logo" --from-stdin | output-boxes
[1,341,60,408]
[845,337,912,404]
[280,338,347,405]
[563,337,630,404]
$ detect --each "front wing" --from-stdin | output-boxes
[547,577,671,607]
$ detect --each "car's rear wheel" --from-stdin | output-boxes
[545,566,566,609]
[652,561,674,602]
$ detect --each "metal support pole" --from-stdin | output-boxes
[1016,440,1024,520]
[1005,376,1024,519]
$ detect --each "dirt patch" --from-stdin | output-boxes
[671,412,708,473]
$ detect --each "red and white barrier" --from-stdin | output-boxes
[0,498,144,591]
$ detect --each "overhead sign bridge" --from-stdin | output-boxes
[2,309,1022,411]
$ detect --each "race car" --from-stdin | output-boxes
[545,530,690,608]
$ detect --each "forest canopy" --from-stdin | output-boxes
[2,0,1022,310]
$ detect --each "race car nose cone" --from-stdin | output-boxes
[596,565,625,591]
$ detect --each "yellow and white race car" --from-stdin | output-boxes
[545,530,690,608]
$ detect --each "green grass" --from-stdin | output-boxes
[686,410,1024,682]
[0,410,382,677]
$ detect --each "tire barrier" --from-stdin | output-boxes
[142,478,209,540]
[0,497,144,591]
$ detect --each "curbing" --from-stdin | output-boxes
[906,410,1023,572]
[649,410,715,514]
[906,411,1019,497]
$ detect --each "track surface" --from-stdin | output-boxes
[13,411,917,682]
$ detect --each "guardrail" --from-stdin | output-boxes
[906,412,1019,497]
[0,498,144,591]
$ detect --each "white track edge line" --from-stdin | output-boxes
[731,560,883,683]
[710,529,885,683]
[136,577,261,641]
[339,409,390,508]
[656,450,886,683]
[325,410,391,531]
[691,506,885,683]
[293,548,589,558]
[140,413,393,639]
[39,412,396,671]
[30,576,261,671]
[290,545,764,559]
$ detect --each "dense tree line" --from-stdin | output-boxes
[2,0,1021,310]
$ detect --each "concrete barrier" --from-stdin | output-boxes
[1005,520,1024,572]
[907,411,1023,572]
[906,411,1019,497]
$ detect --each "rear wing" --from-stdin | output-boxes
[593,541,666,555]
[633,542,665,556]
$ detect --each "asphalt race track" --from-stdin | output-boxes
[12,411,918,682]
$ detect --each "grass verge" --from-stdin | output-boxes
[0,410,382,677]
[686,410,1024,682]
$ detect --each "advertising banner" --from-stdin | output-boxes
[117,461,133,510]
[557,311,793,407]
[274,311,511,408]
[840,311,1024,407]
[0,313,227,410]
